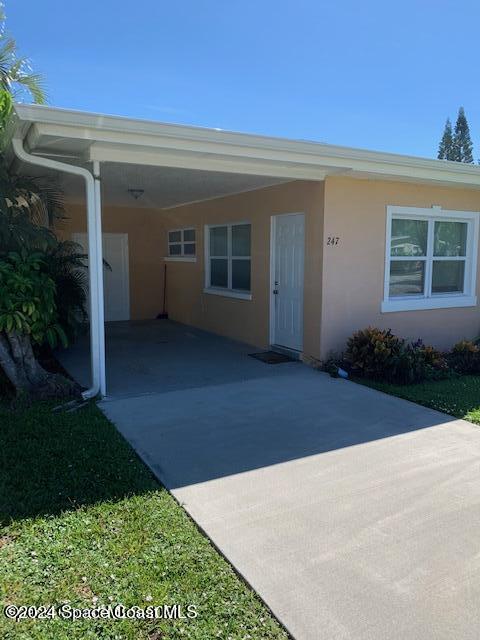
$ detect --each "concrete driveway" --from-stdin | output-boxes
[100,352,480,640]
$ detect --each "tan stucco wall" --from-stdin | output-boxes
[161,180,324,357]
[320,176,480,359]
[59,177,480,361]
[59,180,325,358]
[56,204,166,321]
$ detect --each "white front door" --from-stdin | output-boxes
[270,213,305,351]
[73,232,130,322]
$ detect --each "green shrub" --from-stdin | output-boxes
[448,340,480,374]
[394,341,450,384]
[344,327,449,385]
[344,327,405,380]
[0,250,68,348]
[419,344,449,371]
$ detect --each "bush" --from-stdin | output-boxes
[344,327,405,381]
[344,327,449,385]
[448,340,480,374]
[395,341,450,384]
[419,344,449,371]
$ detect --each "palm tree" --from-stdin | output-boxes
[0,11,89,398]
[0,7,45,104]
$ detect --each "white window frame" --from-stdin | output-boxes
[166,227,196,262]
[382,205,479,312]
[204,222,252,300]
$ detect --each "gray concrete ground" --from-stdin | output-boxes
[59,320,299,397]
[61,321,480,640]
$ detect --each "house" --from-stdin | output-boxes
[11,104,480,396]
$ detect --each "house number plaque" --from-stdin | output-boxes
[326,236,340,246]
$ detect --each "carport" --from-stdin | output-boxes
[11,104,338,397]
[12,104,476,398]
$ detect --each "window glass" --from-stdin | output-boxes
[169,230,181,243]
[210,258,228,288]
[232,224,251,256]
[389,260,425,296]
[168,228,196,256]
[391,219,427,257]
[385,209,476,310]
[232,259,251,291]
[207,223,252,293]
[432,261,465,293]
[210,226,228,256]
[434,221,467,257]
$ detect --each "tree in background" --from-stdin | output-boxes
[437,107,474,163]
[452,107,474,163]
[437,118,454,160]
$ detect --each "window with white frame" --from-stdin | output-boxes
[168,228,196,257]
[205,223,251,298]
[382,206,479,312]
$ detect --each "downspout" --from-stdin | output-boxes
[12,136,104,399]
[92,160,106,397]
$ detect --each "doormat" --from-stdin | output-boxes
[249,351,295,364]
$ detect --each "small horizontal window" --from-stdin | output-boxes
[168,228,196,257]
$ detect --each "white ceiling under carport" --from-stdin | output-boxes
[41,162,291,209]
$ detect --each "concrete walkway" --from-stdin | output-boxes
[101,366,480,640]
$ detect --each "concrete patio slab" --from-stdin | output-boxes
[59,320,300,398]
[101,367,480,640]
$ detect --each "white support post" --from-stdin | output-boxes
[93,161,106,397]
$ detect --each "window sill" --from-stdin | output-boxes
[164,256,197,263]
[381,295,477,313]
[203,287,252,301]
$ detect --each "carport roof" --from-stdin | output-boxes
[12,103,480,191]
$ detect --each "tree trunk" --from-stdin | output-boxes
[0,334,30,391]
[0,331,80,400]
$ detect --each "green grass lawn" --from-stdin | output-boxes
[0,401,288,640]
[357,375,480,424]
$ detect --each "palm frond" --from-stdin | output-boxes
[1,172,65,226]
[0,36,16,73]
[12,71,46,104]
[42,240,90,338]
[0,33,46,104]
[0,207,56,253]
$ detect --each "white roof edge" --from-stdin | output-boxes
[12,103,480,185]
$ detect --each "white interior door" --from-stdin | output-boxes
[271,213,305,351]
[73,232,130,322]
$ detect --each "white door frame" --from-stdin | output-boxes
[269,212,305,351]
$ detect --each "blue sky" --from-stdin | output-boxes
[9,0,480,158]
